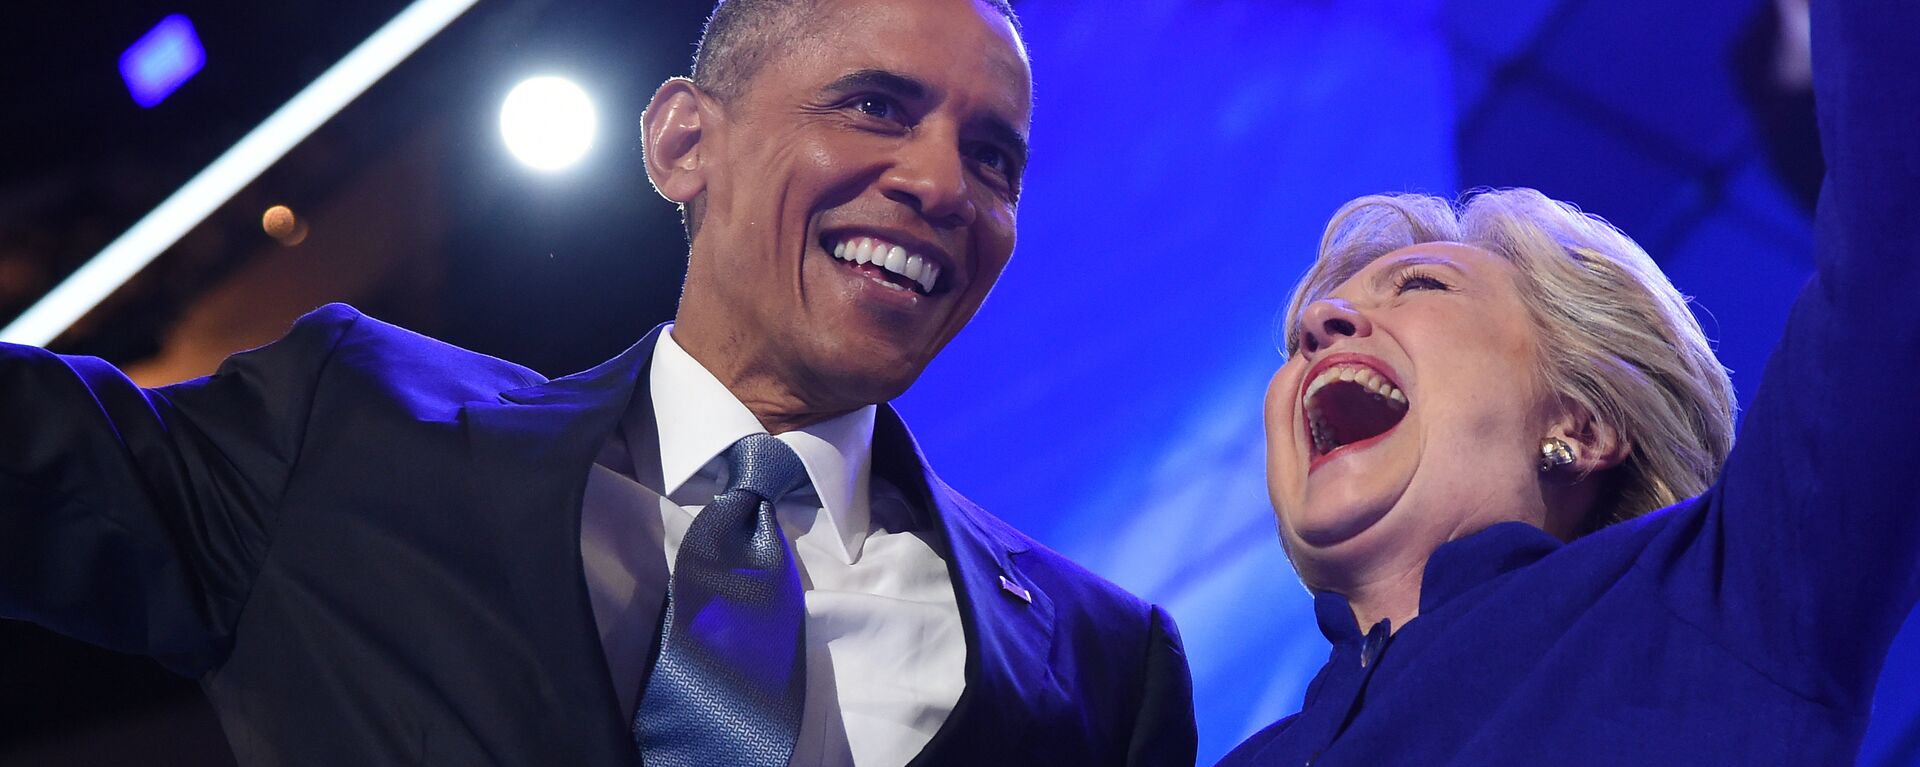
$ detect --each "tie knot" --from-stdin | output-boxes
[723,434,807,503]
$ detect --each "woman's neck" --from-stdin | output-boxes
[1333,555,1426,634]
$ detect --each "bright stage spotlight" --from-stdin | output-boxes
[500,76,596,171]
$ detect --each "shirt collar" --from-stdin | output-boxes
[648,327,878,563]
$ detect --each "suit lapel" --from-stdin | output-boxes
[876,408,1065,766]
[467,356,1060,764]
[463,326,665,767]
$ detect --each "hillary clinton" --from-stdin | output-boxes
[1221,0,1919,762]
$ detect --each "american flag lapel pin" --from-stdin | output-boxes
[998,574,1032,604]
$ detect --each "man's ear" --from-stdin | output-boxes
[1547,399,1632,476]
[642,77,711,205]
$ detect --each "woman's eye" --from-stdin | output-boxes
[1395,273,1449,294]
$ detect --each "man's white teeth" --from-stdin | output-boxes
[829,236,941,294]
[1303,363,1407,404]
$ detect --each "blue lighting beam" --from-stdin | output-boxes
[121,14,206,108]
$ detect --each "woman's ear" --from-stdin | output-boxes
[1546,399,1631,476]
[642,77,711,204]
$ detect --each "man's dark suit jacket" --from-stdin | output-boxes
[0,304,1197,766]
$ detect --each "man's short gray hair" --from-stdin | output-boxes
[692,0,1021,103]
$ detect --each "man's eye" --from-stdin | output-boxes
[970,144,1009,174]
[852,96,899,120]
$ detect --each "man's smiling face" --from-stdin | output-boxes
[667,0,1031,419]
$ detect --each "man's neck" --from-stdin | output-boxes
[665,322,858,435]
[735,389,858,435]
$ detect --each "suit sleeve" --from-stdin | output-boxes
[0,305,359,675]
[1126,604,1198,767]
[1660,0,1920,705]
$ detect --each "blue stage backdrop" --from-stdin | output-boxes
[895,0,1920,763]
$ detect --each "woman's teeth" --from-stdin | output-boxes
[1303,363,1410,456]
[830,236,941,294]
[1304,364,1406,404]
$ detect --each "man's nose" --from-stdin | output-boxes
[881,131,976,228]
[1298,297,1372,354]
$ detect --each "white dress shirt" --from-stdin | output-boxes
[579,328,964,766]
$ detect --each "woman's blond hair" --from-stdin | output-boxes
[1283,189,1736,531]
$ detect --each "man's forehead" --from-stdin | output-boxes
[778,0,1032,118]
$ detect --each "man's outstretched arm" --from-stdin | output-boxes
[0,307,357,675]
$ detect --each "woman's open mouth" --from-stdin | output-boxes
[1302,358,1409,470]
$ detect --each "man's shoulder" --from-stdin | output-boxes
[277,302,548,399]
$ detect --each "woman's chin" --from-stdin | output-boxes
[1284,500,1396,552]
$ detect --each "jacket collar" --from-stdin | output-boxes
[872,405,1068,767]
[1418,521,1562,615]
[462,325,661,767]
[1310,521,1563,645]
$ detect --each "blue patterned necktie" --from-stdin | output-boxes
[634,433,810,767]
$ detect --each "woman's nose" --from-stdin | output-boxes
[1299,297,1371,354]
